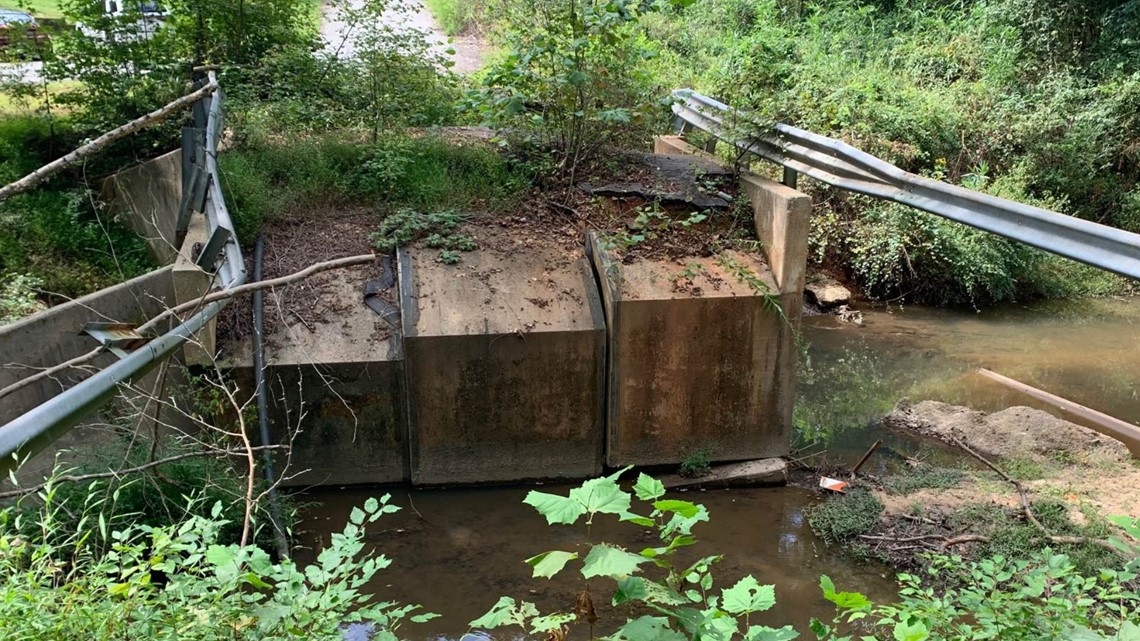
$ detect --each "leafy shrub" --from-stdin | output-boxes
[469,0,671,178]
[0,486,435,640]
[472,470,799,641]
[806,488,883,545]
[679,446,713,478]
[0,273,45,324]
[370,208,476,263]
[814,550,1140,641]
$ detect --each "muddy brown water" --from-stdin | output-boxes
[297,485,897,640]
[298,295,1140,639]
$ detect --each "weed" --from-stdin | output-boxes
[371,208,477,263]
[678,446,713,478]
[806,488,884,545]
[883,465,966,496]
[1002,457,1046,481]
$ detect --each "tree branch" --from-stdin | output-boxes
[0,81,219,204]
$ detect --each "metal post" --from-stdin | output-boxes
[782,166,798,189]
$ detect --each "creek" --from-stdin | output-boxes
[297,295,1140,639]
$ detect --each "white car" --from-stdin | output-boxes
[77,0,168,42]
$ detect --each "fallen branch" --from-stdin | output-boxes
[0,81,219,204]
[138,253,377,333]
[0,254,376,403]
[0,445,287,500]
[949,437,1047,532]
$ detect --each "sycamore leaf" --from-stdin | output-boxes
[722,576,776,614]
[893,618,929,641]
[653,500,700,518]
[634,473,666,501]
[526,550,578,579]
[613,616,687,641]
[613,577,649,605]
[581,544,647,579]
[569,474,631,517]
[524,491,585,525]
[470,597,539,629]
[745,625,799,641]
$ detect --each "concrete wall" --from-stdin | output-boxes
[589,239,795,466]
[0,267,178,483]
[222,263,407,487]
[99,149,183,265]
[399,245,606,485]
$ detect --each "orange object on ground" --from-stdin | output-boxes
[819,477,848,493]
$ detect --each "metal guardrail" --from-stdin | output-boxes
[672,89,1140,281]
[0,71,246,468]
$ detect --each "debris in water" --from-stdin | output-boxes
[819,477,849,493]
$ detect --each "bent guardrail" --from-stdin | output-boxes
[0,70,246,470]
[672,89,1140,281]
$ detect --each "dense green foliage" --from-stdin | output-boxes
[0,487,435,639]
[805,488,884,545]
[221,132,529,242]
[638,0,1140,304]
[814,551,1140,640]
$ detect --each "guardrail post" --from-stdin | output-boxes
[782,166,798,189]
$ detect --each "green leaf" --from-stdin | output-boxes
[569,473,632,517]
[531,613,575,633]
[634,473,666,500]
[820,575,871,610]
[350,507,365,525]
[613,616,687,641]
[365,497,379,513]
[581,544,647,579]
[892,618,929,641]
[470,597,539,629]
[613,576,649,605]
[524,491,586,525]
[526,550,578,579]
[1115,622,1140,641]
[620,511,655,527]
[722,576,776,614]
[411,613,441,623]
[206,544,236,568]
[653,499,699,518]
[746,625,800,641]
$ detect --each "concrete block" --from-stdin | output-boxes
[588,233,795,467]
[172,214,216,365]
[653,135,719,161]
[399,243,606,485]
[225,267,406,487]
[741,173,811,296]
[660,458,788,489]
[99,149,183,264]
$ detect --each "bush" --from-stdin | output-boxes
[815,550,1140,641]
[644,0,1140,304]
[0,485,433,640]
[806,487,883,545]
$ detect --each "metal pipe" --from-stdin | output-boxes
[976,368,1140,457]
[252,233,290,558]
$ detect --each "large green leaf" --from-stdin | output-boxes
[526,550,578,579]
[892,618,929,641]
[612,616,687,641]
[722,576,776,614]
[581,544,647,579]
[613,577,649,605]
[470,597,539,629]
[634,473,666,501]
[653,500,700,518]
[570,474,632,518]
[745,625,799,641]
[524,491,586,525]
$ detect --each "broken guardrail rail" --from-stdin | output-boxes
[0,70,245,471]
[671,89,1140,281]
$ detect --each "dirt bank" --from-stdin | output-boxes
[809,400,1139,572]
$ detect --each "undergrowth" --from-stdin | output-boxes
[370,208,477,264]
[221,133,529,243]
[883,465,966,496]
[806,487,883,545]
